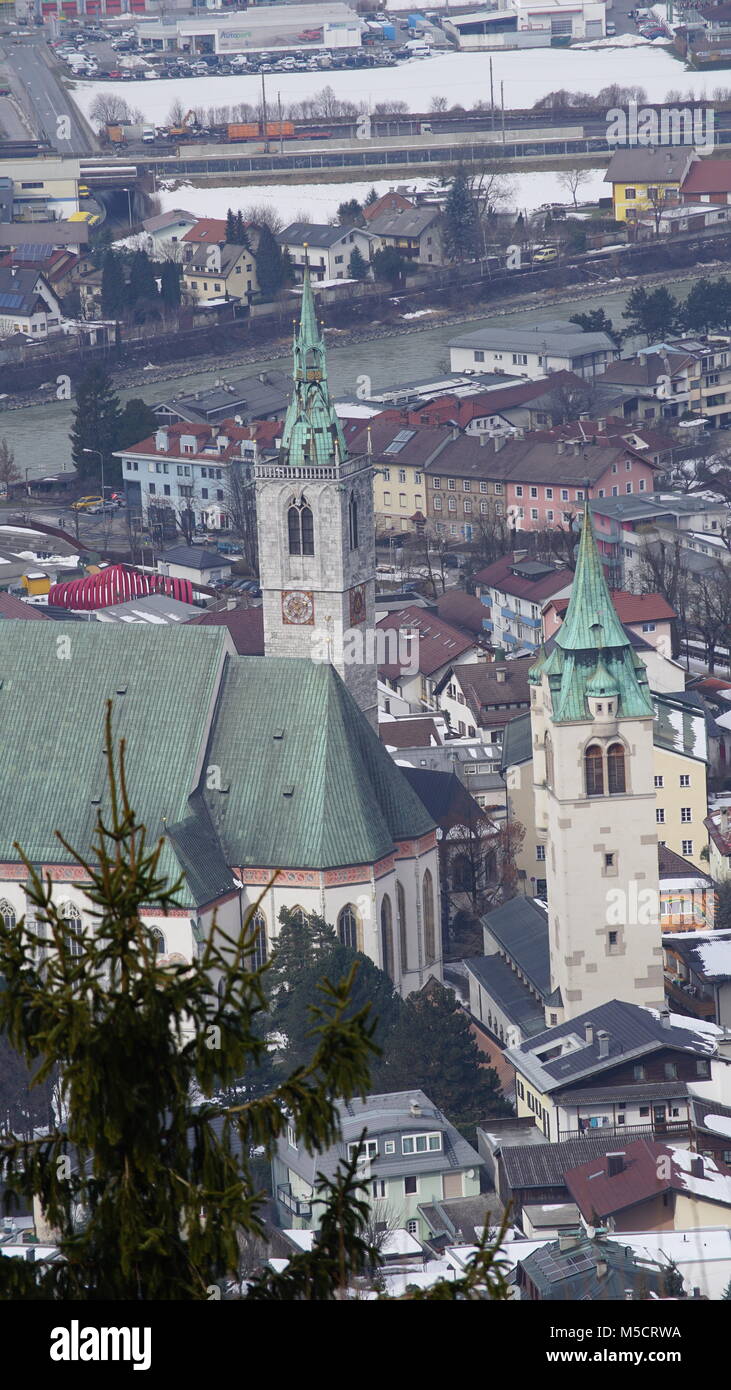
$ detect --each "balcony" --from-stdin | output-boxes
[277,1184,312,1219]
[558,1119,691,1143]
[665,975,716,1020]
[500,606,516,620]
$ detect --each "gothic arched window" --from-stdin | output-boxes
[287,502,314,557]
[250,910,268,970]
[544,732,554,788]
[337,904,361,952]
[60,902,83,959]
[149,927,165,956]
[397,880,408,973]
[349,492,359,551]
[0,899,15,931]
[585,744,604,797]
[381,895,395,980]
[607,743,626,795]
[452,853,473,893]
[288,906,306,928]
[422,870,436,965]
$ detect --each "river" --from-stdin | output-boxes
[0,273,705,480]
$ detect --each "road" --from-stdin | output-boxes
[2,35,96,155]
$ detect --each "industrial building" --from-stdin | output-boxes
[136,3,363,56]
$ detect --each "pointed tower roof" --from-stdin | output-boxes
[532,503,653,722]
[555,502,629,655]
[280,254,348,470]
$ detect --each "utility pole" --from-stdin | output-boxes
[277,90,284,156]
[489,57,494,132]
[261,71,269,152]
[501,81,505,146]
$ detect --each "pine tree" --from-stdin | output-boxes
[235,211,250,249]
[337,198,362,226]
[0,709,512,1300]
[348,245,369,281]
[280,246,296,287]
[127,249,159,306]
[226,208,237,243]
[100,250,127,319]
[116,398,159,453]
[160,261,181,309]
[375,981,510,1139]
[69,365,122,483]
[364,186,379,207]
[254,223,286,299]
[682,277,717,335]
[442,170,480,263]
[623,285,678,343]
[272,942,402,1071]
[723,1277,731,1299]
[372,246,410,288]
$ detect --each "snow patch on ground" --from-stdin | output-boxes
[154,166,608,225]
[70,47,706,128]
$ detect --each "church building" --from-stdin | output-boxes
[0,271,440,997]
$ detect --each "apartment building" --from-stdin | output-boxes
[473,553,573,653]
[604,146,697,223]
[449,319,618,380]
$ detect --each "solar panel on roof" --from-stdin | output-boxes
[384,428,416,455]
[0,292,24,309]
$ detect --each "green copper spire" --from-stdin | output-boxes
[532,503,653,722]
[555,501,630,655]
[280,255,348,469]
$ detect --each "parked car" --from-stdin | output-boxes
[71,494,104,512]
[532,246,559,264]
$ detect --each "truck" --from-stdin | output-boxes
[226,120,295,142]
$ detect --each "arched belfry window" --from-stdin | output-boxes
[287,499,314,556]
[349,492,359,551]
[0,899,15,931]
[607,743,626,795]
[585,744,604,797]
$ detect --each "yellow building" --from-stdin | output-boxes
[182,243,258,305]
[604,147,697,223]
[346,420,448,536]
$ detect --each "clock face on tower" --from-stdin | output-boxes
[349,582,367,627]
[281,589,315,625]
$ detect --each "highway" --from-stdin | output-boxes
[1,35,96,156]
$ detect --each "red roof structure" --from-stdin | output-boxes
[48,566,194,611]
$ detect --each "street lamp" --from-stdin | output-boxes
[82,448,109,548]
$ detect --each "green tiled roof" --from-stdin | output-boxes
[279,259,348,469]
[0,623,229,903]
[0,626,432,896]
[532,504,653,723]
[203,657,434,869]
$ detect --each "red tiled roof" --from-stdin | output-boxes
[682,160,731,195]
[188,606,264,655]
[547,590,676,624]
[0,593,50,620]
[182,219,229,244]
[115,418,281,461]
[565,1139,731,1222]
[435,590,489,637]
[475,554,573,602]
[362,191,415,222]
[379,717,442,748]
[377,605,476,677]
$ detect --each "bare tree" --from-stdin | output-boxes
[685,562,731,674]
[556,166,594,209]
[89,93,133,127]
[545,379,599,424]
[222,458,259,574]
[430,95,449,112]
[638,534,687,658]
[0,438,20,494]
[242,203,282,234]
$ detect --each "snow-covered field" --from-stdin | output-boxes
[155,166,608,224]
[70,45,715,128]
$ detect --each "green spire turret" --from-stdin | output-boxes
[280,255,348,469]
[532,502,653,722]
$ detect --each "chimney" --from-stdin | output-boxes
[513,549,527,563]
[410,1099,422,1117]
[597,418,606,432]
[154,427,169,453]
[659,1006,671,1029]
[494,435,506,452]
[557,440,566,455]
[596,1258,608,1279]
[585,1022,594,1045]
[607,1152,625,1178]
[690,1156,704,1179]
[558,1233,579,1252]
[597,1030,610,1059]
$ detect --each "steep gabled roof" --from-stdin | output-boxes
[203,658,434,869]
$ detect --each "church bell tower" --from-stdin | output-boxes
[255,260,378,727]
[529,503,665,1021]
